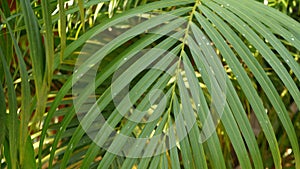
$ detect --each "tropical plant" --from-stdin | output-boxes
[0,0,299,168]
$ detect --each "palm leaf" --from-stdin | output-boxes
[44,0,298,168]
[1,0,299,168]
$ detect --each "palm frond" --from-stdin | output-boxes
[0,0,299,168]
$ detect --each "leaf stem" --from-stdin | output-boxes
[166,0,200,126]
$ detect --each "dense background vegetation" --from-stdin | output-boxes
[0,0,300,168]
